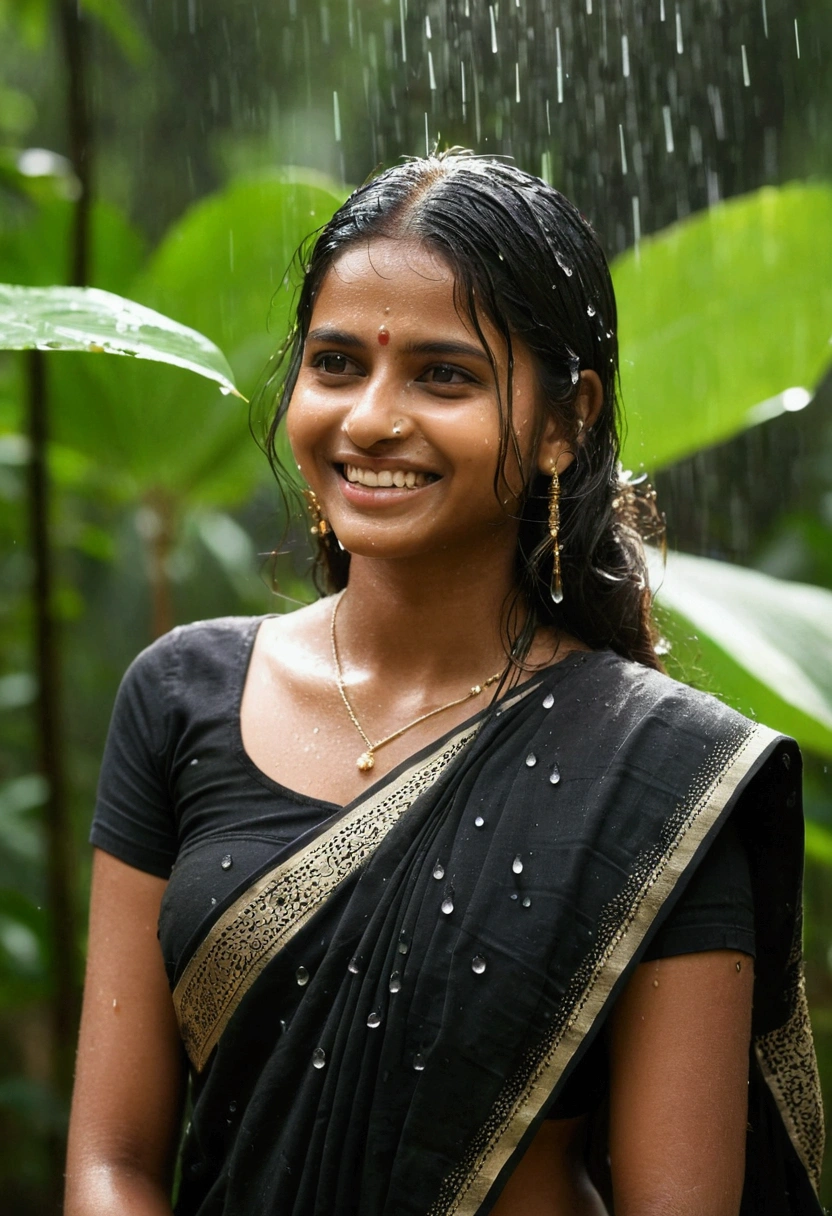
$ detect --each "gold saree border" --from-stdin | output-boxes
[173,682,538,1072]
[430,722,793,1216]
[174,723,479,1070]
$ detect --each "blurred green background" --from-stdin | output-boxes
[1,0,832,1210]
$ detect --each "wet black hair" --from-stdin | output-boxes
[257,150,663,670]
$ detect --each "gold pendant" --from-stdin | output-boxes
[357,751,375,772]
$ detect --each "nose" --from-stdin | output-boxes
[342,367,411,448]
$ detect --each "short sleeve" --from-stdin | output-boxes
[89,632,179,878]
[643,814,756,961]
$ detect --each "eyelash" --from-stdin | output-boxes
[311,353,475,386]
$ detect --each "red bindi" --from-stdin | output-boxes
[377,326,390,345]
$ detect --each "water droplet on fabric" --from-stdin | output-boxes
[587,305,596,317]
[433,862,445,880]
[210,897,217,906]
[389,971,402,993]
[474,816,485,828]
[414,1052,426,1071]
[228,1100,237,1113]
[472,955,487,974]
[512,856,524,874]
[441,896,454,915]
[312,1047,326,1069]
[367,1011,382,1029]
[348,957,360,974]
[296,966,310,986]
[522,896,532,908]
[398,933,409,955]
[510,892,519,901]
[190,757,199,765]
[549,766,561,785]
[525,753,537,767]
[542,693,555,709]
[221,854,233,870]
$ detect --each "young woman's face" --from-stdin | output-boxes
[287,237,569,564]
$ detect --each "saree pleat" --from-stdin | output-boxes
[170,651,824,1216]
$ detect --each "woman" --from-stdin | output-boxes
[65,152,823,1216]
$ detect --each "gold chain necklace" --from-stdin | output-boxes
[330,593,504,772]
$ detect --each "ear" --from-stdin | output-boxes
[536,369,604,475]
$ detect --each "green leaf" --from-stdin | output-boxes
[53,170,345,504]
[653,550,832,757]
[0,283,242,397]
[615,183,832,471]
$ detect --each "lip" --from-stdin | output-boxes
[332,460,442,507]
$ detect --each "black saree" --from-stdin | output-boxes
[167,649,824,1216]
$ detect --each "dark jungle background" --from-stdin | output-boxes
[1,0,832,1210]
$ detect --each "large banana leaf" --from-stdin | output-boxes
[652,549,832,757]
[615,183,832,471]
[0,283,240,397]
[51,171,347,503]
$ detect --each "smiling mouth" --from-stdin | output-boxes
[341,463,441,489]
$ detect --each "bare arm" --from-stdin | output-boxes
[65,849,186,1216]
[608,950,754,1216]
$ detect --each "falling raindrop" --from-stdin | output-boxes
[472,955,487,974]
[367,1011,382,1029]
[312,1047,326,1069]
[489,4,498,53]
[512,856,524,875]
[389,971,402,993]
[441,896,454,915]
[675,6,683,53]
[621,33,630,78]
[332,91,341,142]
[296,966,310,986]
[433,862,445,880]
[662,106,674,154]
[556,28,563,103]
[741,45,750,88]
[542,693,555,709]
[221,854,233,871]
[549,765,561,785]
[525,753,537,767]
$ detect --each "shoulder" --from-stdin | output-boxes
[581,649,767,747]
[123,615,268,691]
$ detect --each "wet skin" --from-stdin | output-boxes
[65,237,753,1216]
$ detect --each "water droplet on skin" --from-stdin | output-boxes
[549,765,561,785]
[472,956,487,974]
[414,1052,426,1071]
[348,957,360,974]
[389,971,402,993]
[522,896,532,908]
[441,896,454,915]
[433,862,445,880]
[512,856,524,874]
[525,753,537,767]
[367,1011,382,1029]
[221,854,233,870]
[542,693,555,709]
[474,816,485,828]
[312,1047,326,1068]
[296,966,310,986]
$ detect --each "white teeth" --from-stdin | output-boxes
[344,464,434,490]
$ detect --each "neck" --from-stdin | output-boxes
[335,542,520,688]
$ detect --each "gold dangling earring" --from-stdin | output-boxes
[302,488,330,537]
[548,465,563,604]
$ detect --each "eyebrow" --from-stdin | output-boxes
[305,327,491,364]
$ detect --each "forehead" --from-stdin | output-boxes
[312,237,470,332]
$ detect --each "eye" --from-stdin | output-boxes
[420,363,474,386]
[313,352,361,376]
